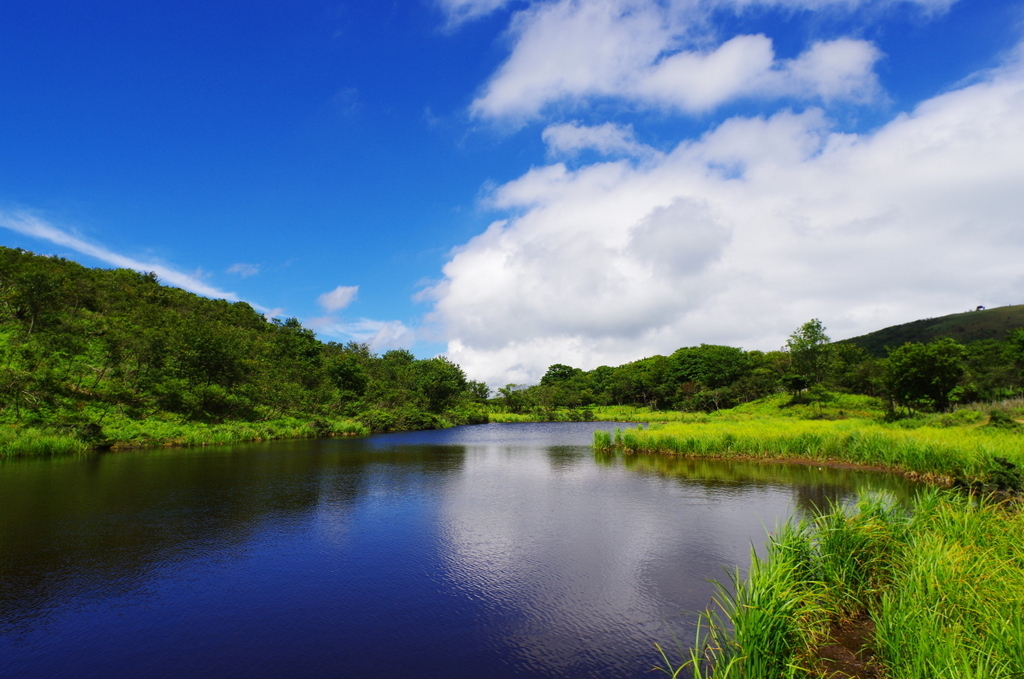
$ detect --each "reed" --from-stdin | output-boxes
[658,519,831,678]
[654,490,1024,678]
[874,495,1024,678]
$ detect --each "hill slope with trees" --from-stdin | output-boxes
[494,318,1024,419]
[839,305,1024,356]
[0,246,488,453]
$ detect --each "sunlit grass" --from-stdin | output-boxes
[591,405,706,422]
[874,494,1024,678]
[655,491,1024,678]
[490,393,890,424]
[0,416,369,458]
[487,408,598,423]
[100,415,369,450]
[596,418,1024,482]
[488,405,707,423]
[0,426,89,458]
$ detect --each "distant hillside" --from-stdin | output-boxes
[841,305,1024,356]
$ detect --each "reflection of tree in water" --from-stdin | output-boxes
[0,438,468,627]
[546,446,586,472]
[600,451,916,511]
[792,483,854,517]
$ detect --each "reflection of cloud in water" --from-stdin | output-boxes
[313,497,353,547]
[436,444,800,673]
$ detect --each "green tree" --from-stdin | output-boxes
[540,363,583,386]
[786,319,833,387]
[465,380,490,402]
[416,356,467,413]
[884,337,968,412]
[670,344,751,389]
[831,343,882,396]
[608,356,674,409]
[498,384,533,413]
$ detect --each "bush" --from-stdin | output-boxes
[933,409,986,427]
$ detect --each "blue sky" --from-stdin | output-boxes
[3,0,1024,385]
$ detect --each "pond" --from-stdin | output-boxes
[0,422,918,678]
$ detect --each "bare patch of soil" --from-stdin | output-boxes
[811,616,883,679]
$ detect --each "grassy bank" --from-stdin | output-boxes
[487,404,708,423]
[594,393,1024,488]
[0,427,90,457]
[489,393,897,425]
[100,415,369,450]
[594,395,1024,677]
[658,490,1024,678]
[0,416,369,459]
[596,419,1024,485]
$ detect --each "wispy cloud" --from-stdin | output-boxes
[436,0,514,28]
[307,316,416,351]
[0,210,272,311]
[227,262,260,277]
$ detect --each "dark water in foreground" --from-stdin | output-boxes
[0,422,917,678]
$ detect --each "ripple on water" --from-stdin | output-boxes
[0,424,918,678]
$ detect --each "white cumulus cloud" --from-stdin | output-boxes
[469,0,888,122]
[430,44,1024,386]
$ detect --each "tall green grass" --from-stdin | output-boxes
[490,393,889,425]
[597,418,1024,482]
[0,417,368,458]
[874,493,1024,678]
[0,426,90,458]
[656,491,1024,678]
[100,415,369,450]
[487,405,708,423]
[591,405,706,422]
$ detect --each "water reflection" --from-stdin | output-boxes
[596,450,916,515]
[0,423,917,679]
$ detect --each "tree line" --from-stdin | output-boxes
[495,318,1024,416]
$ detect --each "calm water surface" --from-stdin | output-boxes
[0,422,917,678]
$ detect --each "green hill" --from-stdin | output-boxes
[841,305,1024,356]
[0,246,487,454]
